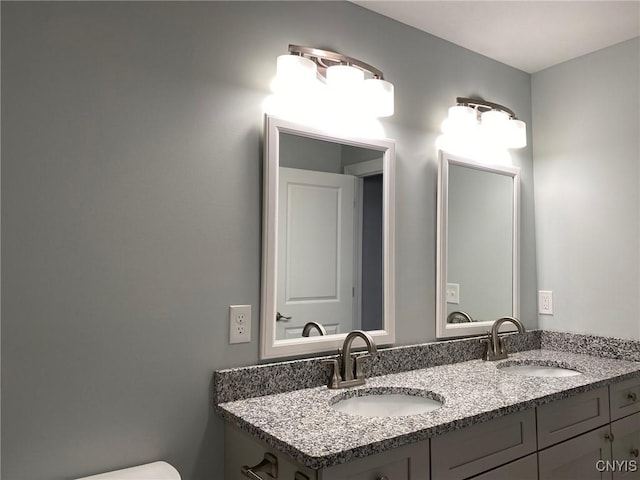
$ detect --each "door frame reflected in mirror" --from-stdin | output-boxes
[435,150,521,339]
[260,115,396,359]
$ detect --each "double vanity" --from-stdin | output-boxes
[215,330,640,480]
[219,115,640,479]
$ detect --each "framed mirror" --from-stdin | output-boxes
[436,151,520,338]
[260,115,396,359]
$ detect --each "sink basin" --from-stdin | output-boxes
[498,362,581,377]
[331,388,443,417]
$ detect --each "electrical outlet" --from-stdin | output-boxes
[229,305,251,344]
[539,291,553,315]
[446,283,460,304]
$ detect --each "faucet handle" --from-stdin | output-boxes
[479,337,490,360]
[354,354,372,379]
[321,358,341,389]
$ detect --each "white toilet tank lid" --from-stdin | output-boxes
[76,461,180,480]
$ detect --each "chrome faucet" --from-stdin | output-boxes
[481,316,526,361]
[301,321,327,337]
[322,330,377,389]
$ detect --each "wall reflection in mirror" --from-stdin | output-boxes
[436,151,520,339]
[261,116,395,359]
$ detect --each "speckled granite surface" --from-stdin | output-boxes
[214,330,541,403]
[216,349,640,469]
[541,331,640,362]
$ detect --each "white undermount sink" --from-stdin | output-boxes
[331,388,443,417]
[498,363,581,377]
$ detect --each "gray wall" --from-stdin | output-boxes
[279,133,343,173]
[1,2,534,479]
[532,38,640,340]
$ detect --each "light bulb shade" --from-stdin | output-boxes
[326,65,365,87]
[481,109,510,129]
[363,78,394,117]
[506,119,527,148]
[445,105,477,134]
[272,54,317,94]
[480,109,510,147]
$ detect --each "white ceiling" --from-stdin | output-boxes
[353,1,640,73]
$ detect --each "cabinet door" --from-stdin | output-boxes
[431,409,536,480]
[224,424,317,480]
[538,387,610,449]
[610,378,640,421]
[539,425,613,480]
[319,440,429,480]
[467,454,537,480]
[611,412,640,479]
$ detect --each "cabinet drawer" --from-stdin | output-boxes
[538,425,612,480]
[467,454,537,480]
[538,387,610,449]
[610,377,640,421]
[320,440,429,480]
[611,412,640,480]
[431,409,536,480]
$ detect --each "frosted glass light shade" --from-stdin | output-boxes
[272,55,317,94]
[481,110,510,129]
[364,79,394,117]
[445,105,477,134]
[506,119,527,148]
[326,65,364,87]
[480,109,510,147]
[449,105,477,126]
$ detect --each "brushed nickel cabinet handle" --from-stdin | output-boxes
[627,392,638,402]
[604,432,615,442]
[378,476,390,480]
[241,453,278,479]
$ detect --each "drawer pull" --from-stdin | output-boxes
[604,432,615,442]
[631,448,639,458]
[242,453,278,479]
[627,392,638,402]
[378,477,389,480]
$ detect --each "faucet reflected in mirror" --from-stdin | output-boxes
[322,330,377,389]
[480,317,526,361]
[301,321,327,337]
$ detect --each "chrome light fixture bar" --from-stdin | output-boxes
[288,45,385,80]
[272,44,394,118]
[444,97,526,149]
[455,97,517,119]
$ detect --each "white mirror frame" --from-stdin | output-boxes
[436,150,520,339]
[260,115,396,359]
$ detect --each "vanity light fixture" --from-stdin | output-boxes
[271,45,394,118]
[443,97,527,149]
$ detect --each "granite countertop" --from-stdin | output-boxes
[216,349,640,470]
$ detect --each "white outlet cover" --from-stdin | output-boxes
[538,291,553,315]
[229,305,251,344]
[446,283,460,304]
